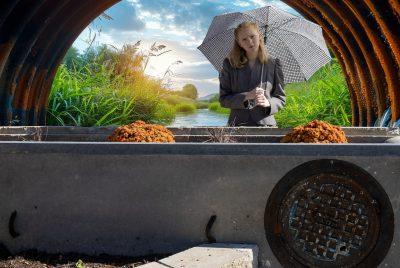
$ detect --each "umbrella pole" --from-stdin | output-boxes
[252,26,268,109]
[260,26,268,87]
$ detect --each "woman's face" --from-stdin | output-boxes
[237,26,260,55]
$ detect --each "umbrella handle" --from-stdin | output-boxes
[260,63,264,87]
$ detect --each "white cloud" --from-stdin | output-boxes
[181,40,202,48]
[146,20,162,29]
[234,1,251,7]
[166,30,190,37]
[184,61,210,66]
[248,0,266,7]
[137,11,153,20]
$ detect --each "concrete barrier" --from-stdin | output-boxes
[0,127,398,267]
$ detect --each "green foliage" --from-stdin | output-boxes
[175,103,196,113]
[208,93,219,103]
[179,84,198,99]
[275,58,351,127]
[195,101,209,109]
[47,44,176,126]
[162,94,195,106]
[153,100,176,123]
[208,102,230,115]
[63,47,83,71]
[51,47,349,128]
[75,259,85,268]
[161,93,209,113]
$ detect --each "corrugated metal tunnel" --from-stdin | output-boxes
[0,0,399,126]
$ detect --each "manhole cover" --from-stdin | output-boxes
[265,160,394,268]
[280,174,379,266]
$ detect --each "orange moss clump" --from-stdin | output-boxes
[108,120,175,143]
[281,120,348,143]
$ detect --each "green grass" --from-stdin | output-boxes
[275,58,351,127]
[208,102,230,115]
[195,101,209,109]
[47,63,175,126]
[49,44,350,128]
[174,103,197,113]
[162,94,195,106]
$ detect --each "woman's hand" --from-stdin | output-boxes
[246,87,264,100]
[255,92,271,107]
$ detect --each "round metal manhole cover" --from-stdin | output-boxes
[265,160,394,268]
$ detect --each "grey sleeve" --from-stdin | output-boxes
[266,58,286,115]
[219,59,248,109]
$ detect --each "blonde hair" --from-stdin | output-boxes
[228,21,269,69]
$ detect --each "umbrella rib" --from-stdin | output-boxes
[244,6,269,26]
[269,25,330,55]
[267,17,299,32]
[202,10,269,44]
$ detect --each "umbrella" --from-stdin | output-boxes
[198,6,332,84]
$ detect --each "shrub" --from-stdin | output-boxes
[208,102,230,115]
[175,103,196,113]
[195,101,209,109]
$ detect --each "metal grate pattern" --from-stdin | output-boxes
[279,174,379,266]
[265,160,394,268]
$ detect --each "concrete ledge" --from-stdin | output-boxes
[141,244,258,268]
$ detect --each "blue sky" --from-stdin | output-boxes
[74,0,299,97]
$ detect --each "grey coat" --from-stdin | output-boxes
[219,57,286,126]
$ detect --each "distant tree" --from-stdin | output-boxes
[209,93,219,103]
[181,84,198,99]
[63,47,82,70]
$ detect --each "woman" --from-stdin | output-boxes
[219,21,286,126]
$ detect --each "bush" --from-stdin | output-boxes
[175,103,196,113]
[208,94,219,103]
[180,84,198,99]
[195,101,209,109]
[163,94,195,106]
[208,102,230,115]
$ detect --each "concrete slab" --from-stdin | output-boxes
[385,136,400,143]
[140,244,258,268]
[0,141,399,267]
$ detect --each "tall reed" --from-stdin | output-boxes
[275,58,351,127]
[47,44,175,126]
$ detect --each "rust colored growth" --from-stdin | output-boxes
[108,120,175,143]
[281,120,347,143]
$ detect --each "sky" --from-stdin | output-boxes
[73,0,300,97]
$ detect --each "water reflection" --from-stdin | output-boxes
[169,109,228,127]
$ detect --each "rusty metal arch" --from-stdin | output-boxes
[0,0,399,126]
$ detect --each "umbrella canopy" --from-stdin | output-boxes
[198,6,332,84]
